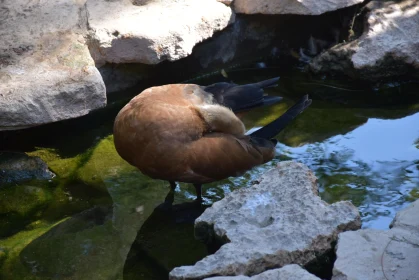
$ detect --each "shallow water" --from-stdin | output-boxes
[0,69,418,279]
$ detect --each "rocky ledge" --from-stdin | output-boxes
[169,161,361,279]
[0,0,106,131]
[232,0,364,15]
[332,199,419,280]
[310,0,419,81]
[205,264,320,280]
[0,0,233,131]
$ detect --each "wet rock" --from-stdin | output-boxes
[233,0,364,15]
[332,199,419,280]
[0,184,53,237]
[87,0,234,66]
[205,264,320,280]
[310,0,419,81]
[0,153,54,184]
[0,0,106,131]
[16,181,170,279]
[169,161,361,279]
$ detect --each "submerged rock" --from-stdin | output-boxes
[0,0,106,131]
[233,0,364,15]
[87,0,234,66]
[169,161,361,279]
[332,199,419,280]
[0,153,54,184]
[205,264,320,280]
[310,0,419,81]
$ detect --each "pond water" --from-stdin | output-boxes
[0,67,418,279]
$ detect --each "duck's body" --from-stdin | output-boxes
[114,78,311,200]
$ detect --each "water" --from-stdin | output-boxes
[0,69,418,279]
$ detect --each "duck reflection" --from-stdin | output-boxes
[123,190,211,279]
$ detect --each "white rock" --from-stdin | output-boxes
[205,264,320,280]
[233,0,364,15]
[169,161,361,279]
[87,0,235,66]
[332,199,419,280]
[310,0,419,80]
[0,0,106,130]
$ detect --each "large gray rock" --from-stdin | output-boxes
[205,264,320,280]
[87,0,235,66]
[233,0,364,15]
[332,199,419,280]
[169,161,361,279]
[310,0,419,80]
[0,0,106,131]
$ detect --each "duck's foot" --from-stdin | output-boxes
[193,183,203,204]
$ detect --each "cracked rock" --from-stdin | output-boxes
[332,199,419,280]
[233,0,364,15]
[204,264,320,280]
[310,0,419,80]
[87,0,234,66]
[0,0,106,131]
[169,161,361,279]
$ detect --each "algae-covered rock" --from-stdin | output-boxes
[0,153,54,185]
[0,153,170,280]
[0,184,53,237]
[29,135,140,193]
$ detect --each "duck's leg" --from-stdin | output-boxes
[161,181,177,207]
[169,181,177,191]
[193,184,202,202]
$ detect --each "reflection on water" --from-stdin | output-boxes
[0,71,418,279]
[276,113,419,229]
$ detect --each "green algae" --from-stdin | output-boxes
[241,98,367,147]
[0,184,53,237]
[0,219,66,280]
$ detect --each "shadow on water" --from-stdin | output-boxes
[124,191,210,280]
[0,64,419,279]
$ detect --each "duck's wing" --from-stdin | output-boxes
[202,77,282,112]
[183,133,275,183]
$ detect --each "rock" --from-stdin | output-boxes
[87,0,234,66]
[310,0,419,81]
[332,199,419,280]
[0,0,106,131]
[204,264,320,280]
[217,0,233,7]
[0,153,54,185]
[233,0,364,15]
[169,161,361,279]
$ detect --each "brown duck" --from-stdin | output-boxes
[113,77,311,201]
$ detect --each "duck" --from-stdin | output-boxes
[113,77,311,201]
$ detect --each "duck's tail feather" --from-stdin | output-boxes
[250,95,312,140]
[205,77,282,112]
[252,76,280,89]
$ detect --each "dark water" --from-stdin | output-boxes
[0,68,418,279]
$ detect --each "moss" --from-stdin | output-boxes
[408,189,419,201]
[28,135,139,193]
[319,174,369,207]
[0,184,53,237]
[76,135,137,190]
[0,219,65,280]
